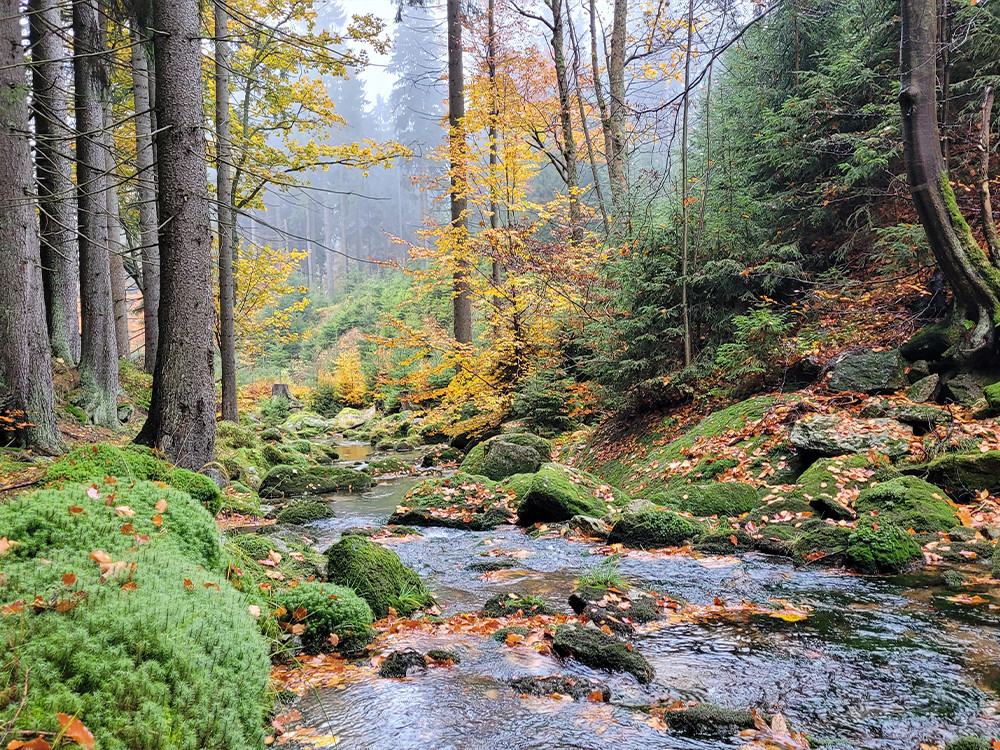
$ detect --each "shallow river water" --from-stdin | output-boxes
[285,458,1000,750]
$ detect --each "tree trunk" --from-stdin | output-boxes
[607,0,627,220]
[447,0,473,343]
[29,0,79,364]
[979,85,999,264]
[324,203,336,294]
[104,97,130,359]
[216,0,238,423]
[0,0,61,453]
[487,0,502,288]
[549,0,582,242]
[74,0,119,427]
[680,0,694,367]
[900,0,1000,353]
[135,0,217,470]
[131,27,160,373]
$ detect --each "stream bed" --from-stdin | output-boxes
[282,458,1000,750]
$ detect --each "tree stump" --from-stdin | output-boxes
[271,383,303,410]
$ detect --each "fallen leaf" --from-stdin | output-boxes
[62,573,76,586]
[152,515,163,527]
[249,605,262,618]
[87,486,100,500]
[0,538,19,556]
[56,713,95,750]
[114,505,135,518]
[89,550,112,564]
[154,499,168,512]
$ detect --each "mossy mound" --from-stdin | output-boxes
[258,464,374,499]
[224,533,325,584]
[482,592,555,617]
[497,472,535,506]
[846,522,922,573]
[568,585,661,634]
[792,519,853,564]
[579,395,781,491]
[0,485,269,750]
[553,625,653,683]
[273,582,374,654]
[694,528,754,554]
[650,482,761,518]
[369,457,410,475]
[276,499,335,525]
[389,474,515,531]
[46,443,223,515]
[787,454,890,518]
[909,451,1000,499]
[459,433,552,480]
[325,536,434,618]
[947,737,992,750]
[664,704,759,738]
[855,476,956,532]
[518,464,629,526]
[607,510,704,549]
[491,625,531,642]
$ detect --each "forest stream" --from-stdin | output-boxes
[274,444,1000,750]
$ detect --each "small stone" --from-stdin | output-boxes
[906,374,940,403]
[945,373,988,407]
[907,359,932,382]
[567,515,610,539]
[378,649,426,678]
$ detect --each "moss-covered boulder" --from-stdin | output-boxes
[694,528,754,554]
[497,472,535,506]
[508,675,610,702]
[553,625,653,683]
[276,499,335,525]
[568,585,660,634]
[369,456,410,475]
[650,482,761,518]
[828,349,907,394]
[167,467,224,515]
[908,451,1000,499]
[389,474,515,530]
[459,433,552,480]
[945,738,992,750]
[787,454,889,516]
[280,411,338,438]
[854,476,956,532]
[259,464,373,499]
[846,522,922,573]
[482,592,555,617]
[273,582,374,654]
[325,535,433,618]
[378,649,426,678]
[518,463,628,525]
[664,704,760,738]
[607,510,704,549]
[791,519,853,564]
[789,415,913,458]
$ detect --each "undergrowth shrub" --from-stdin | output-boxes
[712,306,795,397]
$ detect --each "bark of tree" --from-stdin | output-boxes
[104,98,130,359]
[216,0,238,422]
[74,0,119,427]
[606,0,627,220]
[487,0,502,288]
[0,0,61,453]
[131,27,160,373]
[548,0,582,242]
[979,85,999,264]
[680,0,694,367]
[899,0,1000,353]
[135,0,217,470]
[448,0,473,343]
[29,0,80,364]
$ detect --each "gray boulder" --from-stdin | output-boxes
[828,349,906,394]
[789,414,913,457]
[906,374,940,403]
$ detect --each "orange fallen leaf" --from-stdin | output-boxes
[154,499,168,512]
[62,573,76,586]
[56,712,95,750]
[152,515,163,527]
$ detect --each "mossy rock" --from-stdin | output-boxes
[497,472,535,506]
[459,433,552,480]
[854,476,956,532]
[468,557,518,572]
[946,739,991,750]
[846,522,922,573]
[792,519,853,564]
[518,463,628,526]
[258,464,374,499]
[419,446,462,467]
[46,443,169,484]
[273,582,374,654]
[694,528,754,554]
[747,496,814,526]
[482,592,555,617]
[491,625,530,642]
[553,624,653,683]
[389,473,514,530]
[378,649,426,678]
[788,454,891,517]
[569,585,661,633]
[216,422,261,450]
[607,510,704,549]
[325,535,433,618]
[828,349,906,394]
[650,482,761,518]
[276,500,335,525]
[900,323,955,361]
[909,451,1000,499]
[369,457,410,475]
[664,703,760,738]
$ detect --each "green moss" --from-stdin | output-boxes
[855,477,956,532]
[491,626,531,642]
[552,625,653,683]
[369,457,409,475]
[276,500,335,525]
[787,454,891,516]
[216,422,261,451]
[273,582,374,654]
[694,528,754,554]
[651,482,761,518]
[389,474,514,530]
[846,522,922,573]
[497,472,535,507]
[518,463,629,525]
[166,468,223,515]
[607,510,704,549]
[0,486,269,750]
[258,465,374,499]
[223,535,324,591]
[665,704,758,738]
[482,592,555,617]
[912,451,1000,499]
[793,519,853,561]
[325,536,433,618]
[459,434,551,480]
[118,357,152,410]
[946,738,992,750]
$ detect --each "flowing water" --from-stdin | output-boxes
[284,454,1000,750]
